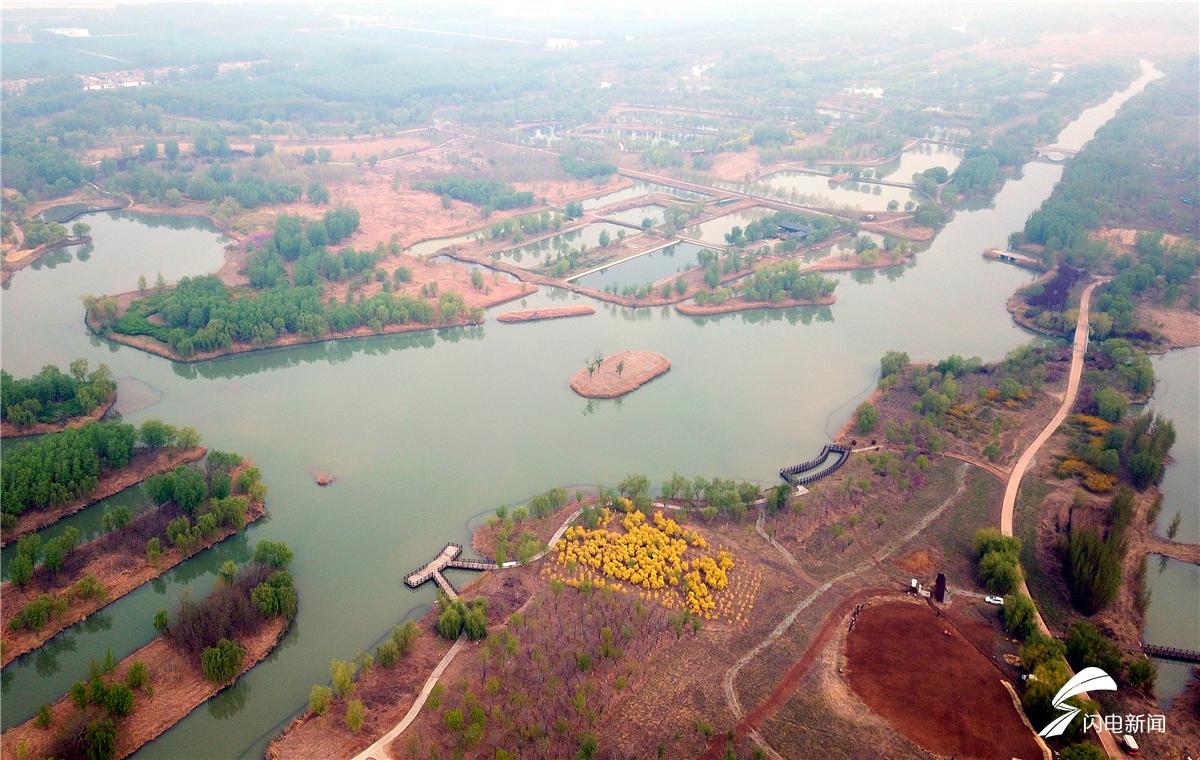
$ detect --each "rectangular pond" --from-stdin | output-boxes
[494,222,630,269]
[601,204,668,227]
[581,181,709,210]
[874,143,964,182]
[761,171,920,212]
[572,240,710,291]
[686,206,773,246]
[406,231,486,258]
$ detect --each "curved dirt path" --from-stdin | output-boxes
[709,462,968,760]
[997,279,1122,758]
[1000,279,1103,535]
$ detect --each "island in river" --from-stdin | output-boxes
[570,350,671,398]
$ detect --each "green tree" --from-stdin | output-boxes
[855,402,878,434]
[1125,657,1156,694]
[164,140,180,161]
[254,540,293,569]
[331,659,356,698]
[201,639,244,683]
[86,718,117,760]
[1065,622,1122,675]
[140,140,158,161]
[1002,593,1038,639]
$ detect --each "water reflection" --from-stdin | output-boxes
[166,326,485,381]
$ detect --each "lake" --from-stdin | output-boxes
[1,60,1186,759]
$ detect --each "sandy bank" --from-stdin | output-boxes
[675,294,836,316]
[0,616,289,760]
[497,305,596,323]
[570,350,671,399]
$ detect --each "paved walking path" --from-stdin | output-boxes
[996,279,1123,758]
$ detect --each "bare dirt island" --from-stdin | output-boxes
[570,351,671,399]
[497,305,595,323]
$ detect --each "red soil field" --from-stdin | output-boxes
[845,600,1043,760]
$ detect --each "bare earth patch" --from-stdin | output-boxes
[496,305,595,323]
[1135,302,1200,349]
[569,350,671,399]
[844,598,1043,760]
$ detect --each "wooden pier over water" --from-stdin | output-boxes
[404,543,499,599]
[1142,644,1200,663]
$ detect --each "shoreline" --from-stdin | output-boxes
[497,305,595,323]
[0,392,118,438]
[1,446,207,546]
[0,615,291,760]
[675,293,836,316]
[1,495,266,668]
[84,284,535,364]
[570,350,671,399]
[0,235,93,284]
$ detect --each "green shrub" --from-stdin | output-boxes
[1125,657,1157,694]
[35,704,52,729]
[126,662,149,691]
[376,639,400,667]
[345,699,366,733]
[104,683,134,717]
[308,685,332,715]
[1065,622,1122,676]
[392,621,418,654]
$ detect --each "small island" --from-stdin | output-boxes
[570,350,671,399]
[497,305,595,323]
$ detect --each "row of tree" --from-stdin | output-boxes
[1,359,116,428]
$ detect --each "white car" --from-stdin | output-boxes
[985,595,1005,605]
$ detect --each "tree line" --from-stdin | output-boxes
[1,359,116,429]
[421,177,534,211]
[1,419,200,525]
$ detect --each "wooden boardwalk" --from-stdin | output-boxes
[1143,644,1200,663]
[404,542,499,599]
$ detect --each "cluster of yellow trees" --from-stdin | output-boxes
[551,501,740,617]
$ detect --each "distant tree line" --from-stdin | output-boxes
[421,177,533,211]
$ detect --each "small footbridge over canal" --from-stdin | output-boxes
[404,543,499,599]
[779,443,851,487]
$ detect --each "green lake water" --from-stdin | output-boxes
[2,60,1192,757]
